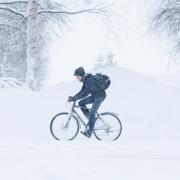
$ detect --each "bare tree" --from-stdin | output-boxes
[151,0,180,59]
[0,0,112,90]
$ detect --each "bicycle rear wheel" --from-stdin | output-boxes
[50,112,79,141]
[94,112,122,141]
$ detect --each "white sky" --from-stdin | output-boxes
[47,0,180,85]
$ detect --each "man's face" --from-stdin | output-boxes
[76,75,83,81]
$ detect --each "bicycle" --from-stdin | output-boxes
[50,101,122,141]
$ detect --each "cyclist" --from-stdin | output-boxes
[68,66,106,138]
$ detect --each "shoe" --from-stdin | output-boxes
[80,131,92,138]
[85,124,90,132]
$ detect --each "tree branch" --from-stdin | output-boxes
[36,7,109,16]
[0,1,27,5]
[0,6,25,17]
[0,0,41,8]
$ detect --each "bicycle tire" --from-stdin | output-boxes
[50,112,80,141]
[93,112,122,141]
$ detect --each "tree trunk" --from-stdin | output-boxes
[26,0,38,90]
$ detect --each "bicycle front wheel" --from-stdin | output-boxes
[94,112,122,141]
[50,112,80,141]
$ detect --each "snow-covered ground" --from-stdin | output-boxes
[1,141,180,180]
[151,72,180,88]
[0,67,180,180]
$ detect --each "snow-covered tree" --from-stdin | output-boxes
[93,54,105,70]
[0,24,26,81]
[105,51,117,67]
[93,51,117,70]
[151,0,180,60]
[0,0,112,90]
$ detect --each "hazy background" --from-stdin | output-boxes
[47,0,180,85]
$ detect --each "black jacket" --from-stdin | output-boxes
[73,73,106,100]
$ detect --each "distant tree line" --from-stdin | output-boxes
[93,51,118,70]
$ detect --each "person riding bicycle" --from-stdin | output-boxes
[68,66,107,138]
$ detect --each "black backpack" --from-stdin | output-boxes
[93,73,111,90]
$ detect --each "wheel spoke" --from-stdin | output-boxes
[94,113,122,141]
[50,113,79,141]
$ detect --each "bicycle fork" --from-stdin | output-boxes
[64,111,73,129]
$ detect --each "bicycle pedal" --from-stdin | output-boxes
[80,131,92,138]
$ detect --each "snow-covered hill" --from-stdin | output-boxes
[151,72,180,88]
[0,67,180,180]
[0,67,179,144]
[41,67,180,144]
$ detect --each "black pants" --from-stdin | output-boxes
[78,94,106,134]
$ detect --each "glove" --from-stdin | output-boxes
[68,96,76,102]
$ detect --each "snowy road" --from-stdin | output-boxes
[0,141,180,180]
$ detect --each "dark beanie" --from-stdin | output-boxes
[74,66,85,76]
